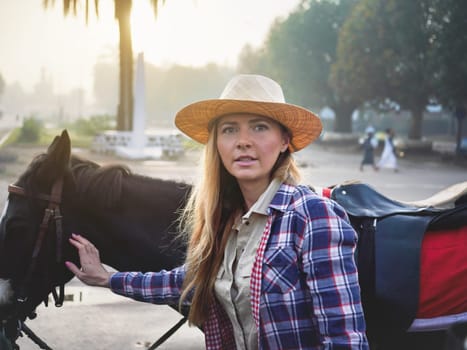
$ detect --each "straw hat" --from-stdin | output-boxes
[174,74,322,152]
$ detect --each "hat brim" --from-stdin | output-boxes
[175,99,322,152]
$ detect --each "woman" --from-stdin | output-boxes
[360,126,379,171]
[66,74,369,349]
[378,128,399,172]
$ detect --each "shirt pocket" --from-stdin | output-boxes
[262,247,300,294]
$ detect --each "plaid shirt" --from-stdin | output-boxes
[111,183,369,349]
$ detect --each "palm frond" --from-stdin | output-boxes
[73,0,78,16]
[150,0,166,18]
[43,0,100,23]
[42,0,56,8]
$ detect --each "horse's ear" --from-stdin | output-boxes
[47,136,60,152]
[44,130,71,176]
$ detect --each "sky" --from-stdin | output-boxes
[0,0,302,98]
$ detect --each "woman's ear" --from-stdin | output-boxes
[281,134,290,152]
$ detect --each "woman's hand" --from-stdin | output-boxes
[65,233,113,288]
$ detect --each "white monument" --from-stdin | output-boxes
[92,52,184,159]
[114,52,162,159]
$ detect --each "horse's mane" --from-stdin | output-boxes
[70,155,132,208]
[70,155,190,209]
[19,152,189,209]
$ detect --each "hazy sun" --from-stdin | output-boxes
[130,1,200,66]
[130,1,159,55]
[129,0,240,67]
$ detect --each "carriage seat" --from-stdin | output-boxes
[328,183,443,218]
[405,181,467,209]
[321,182,467,333]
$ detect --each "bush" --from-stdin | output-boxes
[18,117,43,143]
[69,115,114,136]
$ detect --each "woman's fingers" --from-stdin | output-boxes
[69,233,100,259]
[65,261,80,276]
[69,233,91,246]
[66,233,111,287]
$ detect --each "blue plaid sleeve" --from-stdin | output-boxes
[302,196,368,348]
[110,265,186,305]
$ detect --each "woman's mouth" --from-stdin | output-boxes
[235,156,257,165]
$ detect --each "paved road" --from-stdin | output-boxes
[0,114,21,146]
[2,141,465,350]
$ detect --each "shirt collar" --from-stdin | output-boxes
[268,182,297,213]
[243,178,282,219]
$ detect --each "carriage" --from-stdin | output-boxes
[0,130,466,349]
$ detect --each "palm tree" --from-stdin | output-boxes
[43,0,165,131]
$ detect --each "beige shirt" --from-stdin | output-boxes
[214,179,282,350]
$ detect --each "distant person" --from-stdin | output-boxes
[66,74,369,349]
[360,126,379,171]
[378,128,399,172]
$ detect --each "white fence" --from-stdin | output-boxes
[432,141,457,155]
[91,131,185,159]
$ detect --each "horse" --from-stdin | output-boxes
[0,130,466,349]
[0,130,191,348]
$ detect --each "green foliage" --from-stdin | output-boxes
[330,0,435,139]
[0,128,21,148]
[237,0,359,132]
[67,115,115,136]
[429,0,467,109]
[18,117,43,143]
[48,115,115,148]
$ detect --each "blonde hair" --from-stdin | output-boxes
[179,123,301,326]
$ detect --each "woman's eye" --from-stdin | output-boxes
[221,126,236,134]
[253,124,269,132]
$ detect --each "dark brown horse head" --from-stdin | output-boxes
[0,130,73,344]
[0,130,190,347]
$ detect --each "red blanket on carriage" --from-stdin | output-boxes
[418,225,467,318]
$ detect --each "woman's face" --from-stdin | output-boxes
[216,114,289,190]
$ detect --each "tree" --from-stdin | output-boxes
[330,0,434,139]
[429,0,467,108]
[429,0,467,152]
[237,0,359,133]
[43,0,165,131]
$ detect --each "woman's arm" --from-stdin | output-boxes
[303,198,369,349]
[66,233,187,304]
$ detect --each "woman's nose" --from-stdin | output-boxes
[236,129,252,148]
[236,141,251,149]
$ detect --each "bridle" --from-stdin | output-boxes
[3,177,187,349]
[3,177,66,350]
[8,178,66,307]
